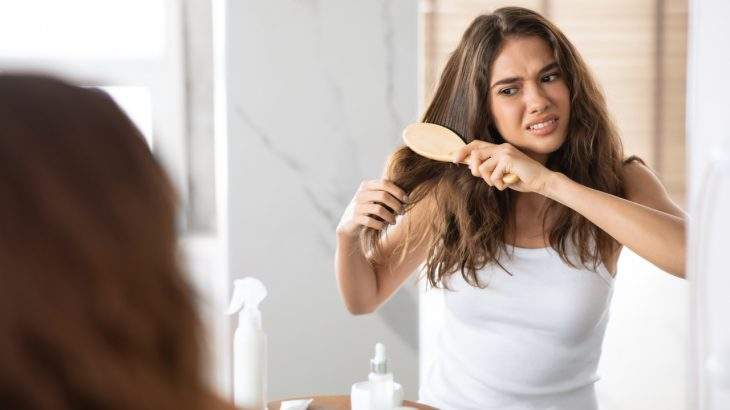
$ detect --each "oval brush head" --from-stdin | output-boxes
[402,122,519,184]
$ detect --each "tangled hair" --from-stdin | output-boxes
[0,75,210,409]
[365,7,627,289]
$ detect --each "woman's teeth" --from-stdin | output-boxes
[529,119,556,130]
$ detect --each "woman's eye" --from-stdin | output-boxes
[542,73,560,82]
[499,87,518,96]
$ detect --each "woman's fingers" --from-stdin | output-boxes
[452,144,472,164]
[349,179,408,231]
[363,179,408,203]
[338,179,407,235]
[478,156,499,185]
[468,152,482,176]
[468,149,495,176]
[357,203,397,224]
[490,161,509,190]
[453,141,499,164]
[467,147,501,179]
[460,143,522,190]
[358,189,404,214]
[354,214,387,230]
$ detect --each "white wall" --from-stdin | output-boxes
[685,1,730,408]
[223,0,419,401]
[595,250,688,410]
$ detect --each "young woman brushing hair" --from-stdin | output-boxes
[335,7,685,410]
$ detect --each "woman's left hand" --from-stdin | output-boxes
[452,141,555,194]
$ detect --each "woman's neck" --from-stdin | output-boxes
[515,191,549,214]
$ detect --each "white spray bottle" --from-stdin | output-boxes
[226,277,268,410]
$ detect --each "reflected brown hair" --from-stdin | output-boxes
[0,75,208,409]
[365,7,627,288]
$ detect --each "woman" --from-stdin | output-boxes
[0,75,234,410]
[335,7,685,410]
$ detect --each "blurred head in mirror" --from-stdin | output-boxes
[0,74,230,410]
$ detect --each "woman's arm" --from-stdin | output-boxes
[452,141,687,279]
[542,161,686,278]
[335,181,432,315]
[335,211,430,315]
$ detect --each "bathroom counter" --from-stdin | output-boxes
[268,395,437,409]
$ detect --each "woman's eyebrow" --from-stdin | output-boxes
[490,61,560,89]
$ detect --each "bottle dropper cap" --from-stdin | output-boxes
[370,342,388,374]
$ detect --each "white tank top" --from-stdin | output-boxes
[419,243,614,410]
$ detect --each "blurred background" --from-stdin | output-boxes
[0,1,690,409]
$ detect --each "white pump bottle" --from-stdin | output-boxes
[226,277,268,410]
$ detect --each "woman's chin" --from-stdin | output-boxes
[512,138,565,157]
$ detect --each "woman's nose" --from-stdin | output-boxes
[525,84,551,114]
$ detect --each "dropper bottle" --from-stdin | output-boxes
[226,277,268,410]
[369,342,394,410]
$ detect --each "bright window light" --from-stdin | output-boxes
[0,0,165,60]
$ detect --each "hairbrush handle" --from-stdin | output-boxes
[502,173,520,184]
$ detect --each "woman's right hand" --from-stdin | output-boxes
[336,179,408,238]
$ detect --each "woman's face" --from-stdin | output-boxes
[488,36,571,163]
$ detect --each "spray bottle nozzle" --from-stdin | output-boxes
[226,277,267,329]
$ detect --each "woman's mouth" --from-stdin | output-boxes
[526,117,559,136]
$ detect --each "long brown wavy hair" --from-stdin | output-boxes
[0,75,214,409]
[365,7,627,289]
